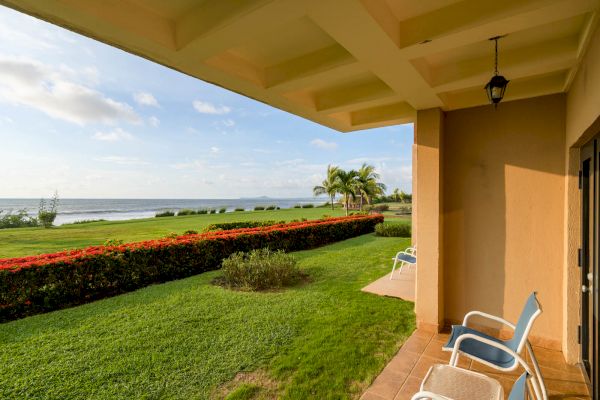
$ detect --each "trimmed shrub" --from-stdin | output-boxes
[220,249,302,291]
[293,204,302,208]
[205,220,285,232]
[184,229,198,235]
[301,204,314,209]
[209,209,217,214]
[0,215,382,321]
[265,205,277,210]
[155,210,175,217]
[67,219,106,225]
[197,209,208,215]
[234,208,245,212]
[374,222,411,237]
[0,209,38,229]
[177,209,197,216]
[254,206,265,211]
[219,208,227,214]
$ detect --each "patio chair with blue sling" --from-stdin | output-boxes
[442,292,548,400]
[390,245,416,280]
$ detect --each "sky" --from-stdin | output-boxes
[0,6,413,199]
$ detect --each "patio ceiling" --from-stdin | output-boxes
[1,0,598,131]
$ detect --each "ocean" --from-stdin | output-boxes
[0,198,326,225]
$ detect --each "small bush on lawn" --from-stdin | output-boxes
[220,249,302,291]
[254,206,265,211]
[265,205,277,210]
[0,209,38,229]
[293,204,302,208]
[38,192,59,228]
[184,229,198,235]
[197,209,208,214]
[301,204,314,208]
[234,208,245,212]
[103,239,124,246]
[177,209,197,216]
[155,210,175,217]
[374,222,411,237]
[67,219,106,225]
[219,208,227,213]
[209,209,217,214]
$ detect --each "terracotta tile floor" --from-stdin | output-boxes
[361,329,591,400]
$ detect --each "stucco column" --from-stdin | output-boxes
[414,108,445,331]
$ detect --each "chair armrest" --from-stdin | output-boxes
[411,391,449,400]
[450,333,531,374]
[463,311,516,330]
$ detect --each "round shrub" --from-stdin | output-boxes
[155,210,175,217]
[218,208,227,213]
[374,222,411,237]
[301,204,314,208]
[220,248,303,291]
[176,209,197,216]
[254,206,265,211]
[234,208,245,212]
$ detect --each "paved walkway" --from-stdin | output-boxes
[361,328,591,400]
[361,266,415,302]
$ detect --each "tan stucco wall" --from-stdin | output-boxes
[441,94,566,346]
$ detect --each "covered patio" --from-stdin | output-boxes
[2,0,598,398]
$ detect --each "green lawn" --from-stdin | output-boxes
[0,208,347,258]
[0,234,415,400]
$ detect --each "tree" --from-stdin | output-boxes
[313,164,340,211]
[335,169,359,216]
[392,188,400,202]
[355,163,387,210]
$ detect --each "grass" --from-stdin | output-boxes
[0,208,346,258]
[0,234,415,399]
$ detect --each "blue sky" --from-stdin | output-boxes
[0,6,413,199]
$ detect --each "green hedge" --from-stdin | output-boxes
[0,215,383,321]
[374,222,411,237]
[204,220,285,231]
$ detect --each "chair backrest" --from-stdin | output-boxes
[506,292,542,353]
[508,373,529,400]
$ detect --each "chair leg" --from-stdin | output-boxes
[390,259,398,280]
[526,342,548,400]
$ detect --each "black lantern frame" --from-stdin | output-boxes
[485,36,509,107]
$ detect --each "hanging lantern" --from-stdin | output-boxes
[484,36,509,107]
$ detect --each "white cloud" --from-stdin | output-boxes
[93,128,134,142]
[193,100,231,115]
[310,138,338,150]
[0,56,140,125]
[222,118,235,127]
[95,156,148,165]
[210,146,220,154]
[134,91,159,107]
[148,116,160,127]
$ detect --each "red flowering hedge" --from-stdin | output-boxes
[0,214,382,321]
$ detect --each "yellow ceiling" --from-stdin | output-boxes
[0,0,598,131]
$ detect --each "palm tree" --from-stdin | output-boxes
[313,164,340,211]
[393,188,401,202]
[335,169,358,216]
[355,163,387,210]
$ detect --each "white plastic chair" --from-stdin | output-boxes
[390,245,416,280]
